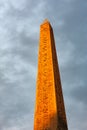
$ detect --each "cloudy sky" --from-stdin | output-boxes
[0,0,87,130]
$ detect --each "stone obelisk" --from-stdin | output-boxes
[34,19,68,130]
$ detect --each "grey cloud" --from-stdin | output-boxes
[71,85,87,104]
[0,0,40,128]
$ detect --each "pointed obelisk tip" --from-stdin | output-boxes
[42,19,50,24]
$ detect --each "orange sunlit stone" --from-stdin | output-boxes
[34,19,68,130]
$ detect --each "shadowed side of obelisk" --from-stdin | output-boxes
[50,26,68,130]
[34,19,68,130]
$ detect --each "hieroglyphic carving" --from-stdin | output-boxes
[34,20,68,130]
[41,26,49,128]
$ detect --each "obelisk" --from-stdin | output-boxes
[34,19,68,130]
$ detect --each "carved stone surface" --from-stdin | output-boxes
[34,20,68,130]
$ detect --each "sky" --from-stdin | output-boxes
[0,0,87,130]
